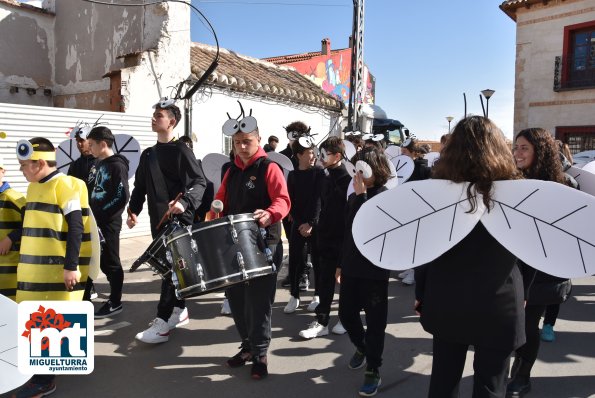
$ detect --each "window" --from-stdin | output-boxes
[555,126,595,153]
[561,21,595,89]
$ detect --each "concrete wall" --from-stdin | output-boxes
[0,0,190,119]
[0,1,54,106]
[513,0,595,135]
[191,89,342,160]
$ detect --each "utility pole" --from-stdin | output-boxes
[347,0,365,132]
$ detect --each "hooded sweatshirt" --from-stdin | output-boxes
[90,154,130,229]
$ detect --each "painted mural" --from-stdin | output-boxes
[288,49,375,106]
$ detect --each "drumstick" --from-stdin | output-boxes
[156,192,183,231]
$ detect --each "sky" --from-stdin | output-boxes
[189,0,517,141]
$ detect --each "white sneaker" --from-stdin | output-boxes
[284,296,300,314]
[220,298,231,315]
[402,270,415,286]
[307,296,320,312]
[332,320,347,335]
[135,318,170,344]
[168,307,189,330]
[299,321,329,339]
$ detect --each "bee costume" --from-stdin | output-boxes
[0,172,26,301]
[15,140,99,302]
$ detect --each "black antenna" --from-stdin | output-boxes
[479,94,486,117]
[237,100,246,118]
[463,93,467,118]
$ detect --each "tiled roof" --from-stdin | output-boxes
[263,48,347,65]
[190,43,343,112]
[0,0,54,15]
[499,0,549,21]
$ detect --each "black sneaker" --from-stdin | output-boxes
[251,356,268,380]
[281,276,291,288]
[506,375,531,397]
[359,368,381,396]
[94,300,123,319]
[13,381,56,398]
[349,348,366,369]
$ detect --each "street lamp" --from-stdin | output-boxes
[481,89,495,118]
[446,116,454,133]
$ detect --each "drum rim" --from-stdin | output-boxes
[165,213,257,245]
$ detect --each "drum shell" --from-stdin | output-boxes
[135,222,181,275]
[166,213,272,298]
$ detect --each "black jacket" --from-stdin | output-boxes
[317,163,351,259]
[67,154,97,196]
[415,223,526,351]
[287,166,323,227]
[129,140,207,235]
[90,154,130,230]
[409,158,432,182]
[341,186,390,280]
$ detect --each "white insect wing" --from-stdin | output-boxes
[566,165,595,197]
[201,152,230,194]
[56,138,81,173]
[424,152,440,167]
[582,160,595,174]
[0,295,31,393]
[344,140,356,160]
[353,180,483,270]
[113,134,141,179]
[384,145,401,160]
[267,151,294,173]
[483,180,595,278]
[390,155,414,183]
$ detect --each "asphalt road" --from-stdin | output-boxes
[3,236,595,398]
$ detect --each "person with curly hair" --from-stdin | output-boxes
[507,128,574,397]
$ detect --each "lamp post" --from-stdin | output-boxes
[481,89,495,118]
[446,116,454,133]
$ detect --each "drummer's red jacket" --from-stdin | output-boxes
[210,147,290,224]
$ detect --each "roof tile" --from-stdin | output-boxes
[190,43,342,112]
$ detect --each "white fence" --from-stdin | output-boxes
[0,103,155,239]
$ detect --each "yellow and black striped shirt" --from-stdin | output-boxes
[17,174,93,302]
[0,186,25,301]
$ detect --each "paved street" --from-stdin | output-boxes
[4,235,595,398]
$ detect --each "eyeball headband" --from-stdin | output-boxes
[152,97,176,109]
[362,133,384,142]
[16,140,56,161]
[222,101,258,136]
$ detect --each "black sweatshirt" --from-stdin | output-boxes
[129,140,207,233]
[90,154,130,229]
[287,166,324,227]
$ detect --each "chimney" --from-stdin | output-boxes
[321,38,331,55]
[349,35,353,48]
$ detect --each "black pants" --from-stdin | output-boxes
[514,304,546,377]
[227,271,277,358]
[429,337,511,398]
[99,225,124,305]
[339,275,388,370]
[157,276,185,322]
[315,255,339,326]
[543,304,559,326]
[288,226,319,298]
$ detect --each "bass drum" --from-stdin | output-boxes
[166,213,274,298]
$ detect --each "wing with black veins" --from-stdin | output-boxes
[353,179,484,270]
[483,180,595,278]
